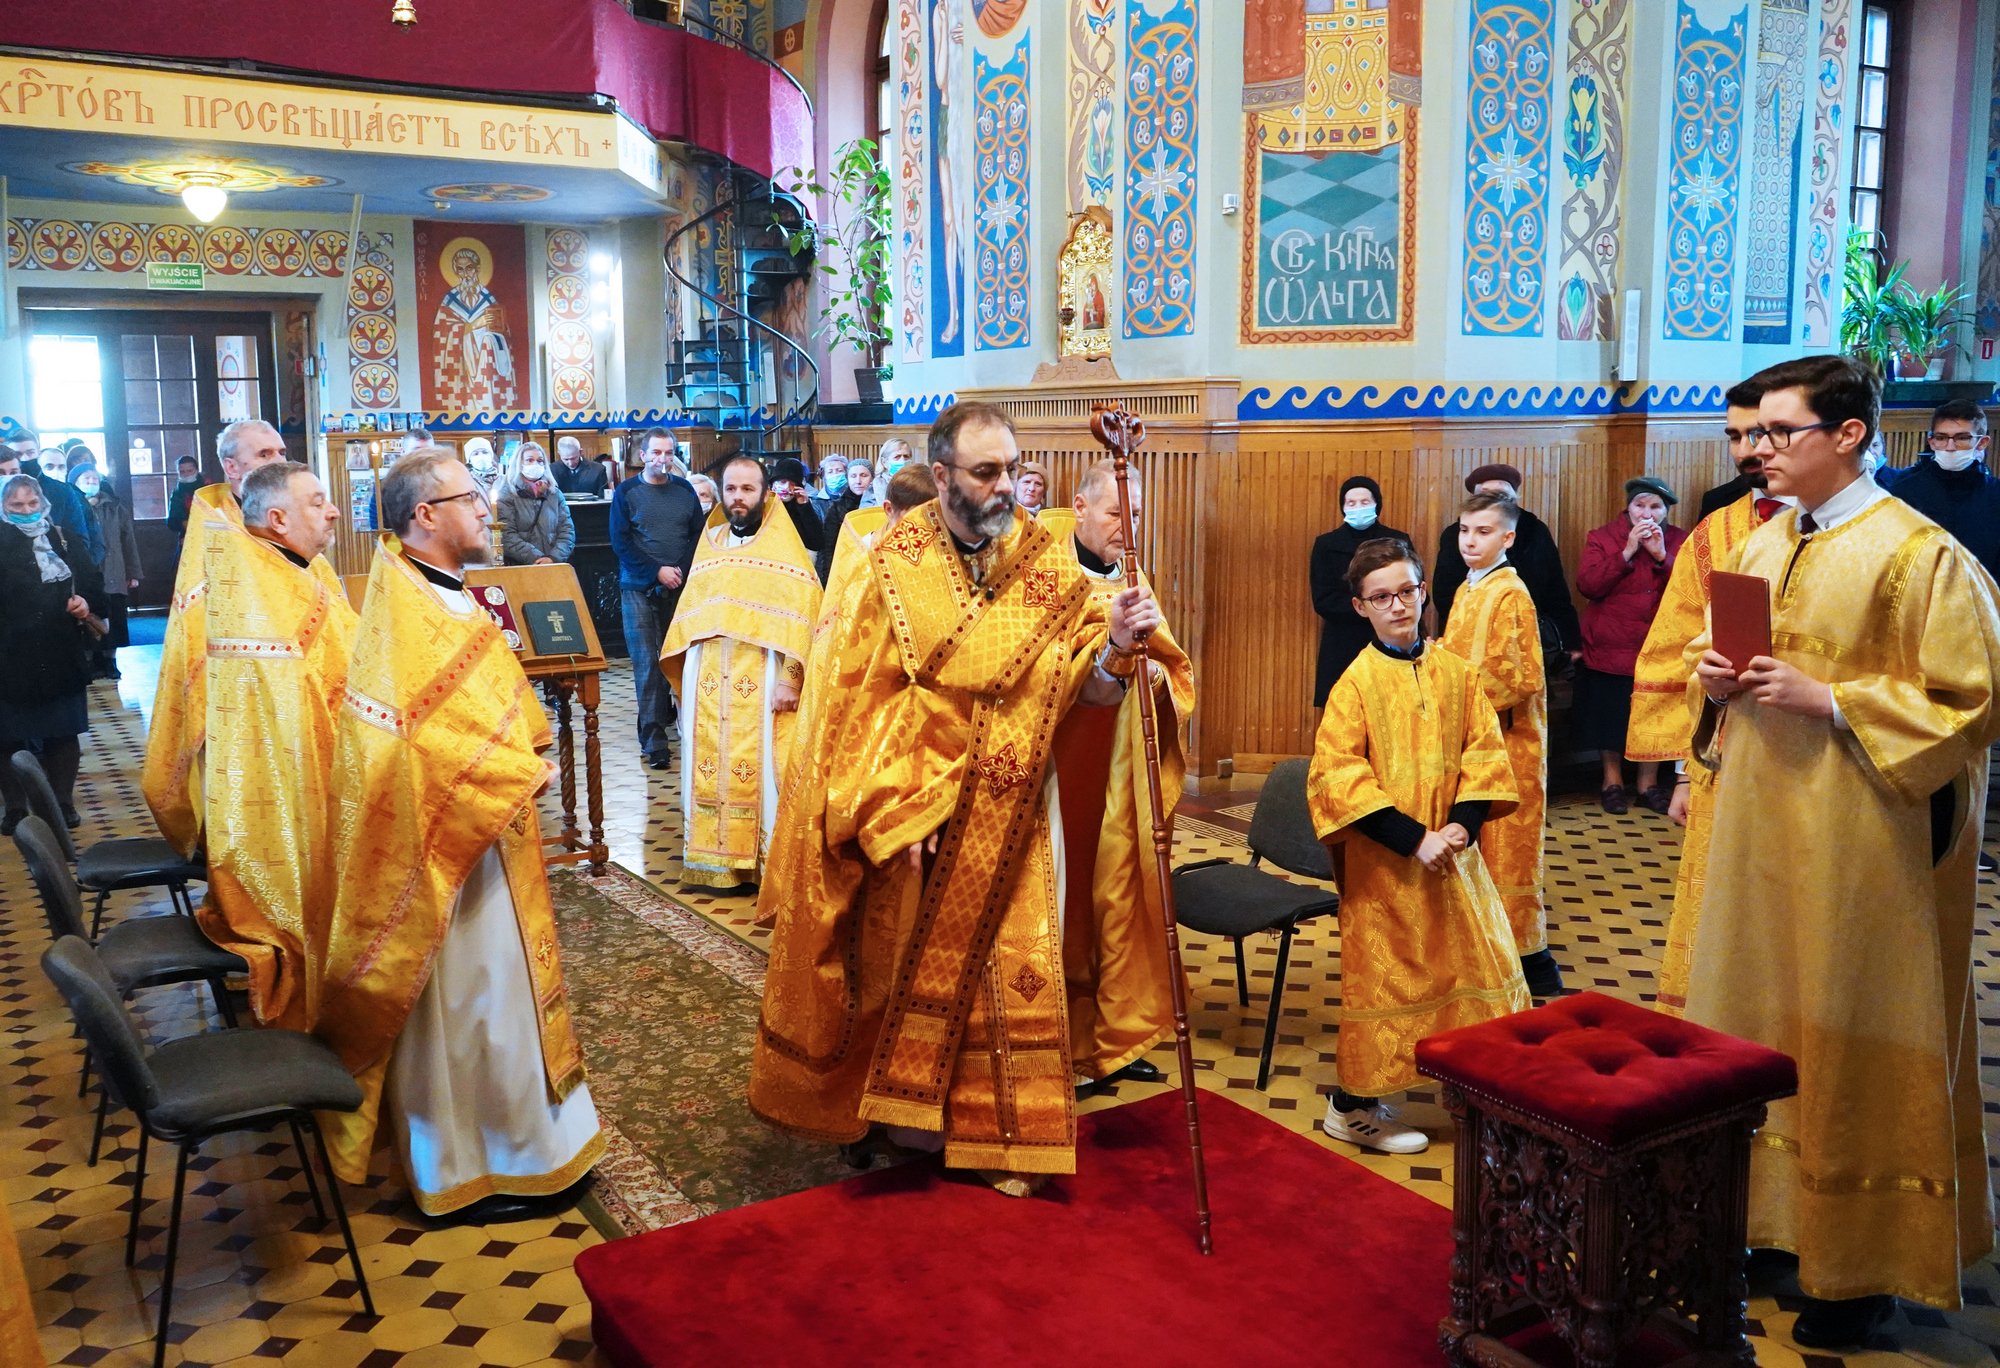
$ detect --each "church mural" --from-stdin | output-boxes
[973,38,1033,351]
[1240,0,1421,345]
[681,0,773,55]
[928,0,969,358]
[543,227,598,412]
[1461,0,1555,337]
[1066,0,1119,214]
[1800,0,1850,346]
[1662,0,1746,342]
[897,0,930,362]
[346,230,400,412]
[1556,0,1630,342]
[414,220,528,413]
[1123,0,1198,339]
[1742,0,1809,344]
[1977,16,2000,336]
[972,0,1027,37]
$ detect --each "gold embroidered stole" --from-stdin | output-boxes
[659,495,819,696]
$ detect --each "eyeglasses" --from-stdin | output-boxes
[1358,584,1424,611]
[1746,420,1839,450]
[422,488,490,513]
[1929,431,1987,448]
[944,460,1021,484]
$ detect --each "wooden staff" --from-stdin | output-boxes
[1087,400,1213,1257]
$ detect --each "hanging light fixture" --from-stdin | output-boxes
[178,173,228,223]
[392,0,417,29]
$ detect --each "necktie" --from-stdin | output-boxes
[1798,510,1818,535]
[1754,497,1782,522]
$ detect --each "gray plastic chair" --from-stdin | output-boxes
[1171,759,1341,1089]
[12,750,205,932]
[40,936,373,1368]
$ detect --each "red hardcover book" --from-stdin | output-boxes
[1708,571,1772,671]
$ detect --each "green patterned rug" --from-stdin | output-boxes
[548,865,857,1231]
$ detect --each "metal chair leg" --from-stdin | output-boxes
[206,977,238,1029]
[170,882,190,916]
[1233,937,1249,1007]
[306,1115,375,1315]
[288,1118,327,1219]
[152,1144,190,1368]
[89,889,108,939]
[1256,924,1296,1091]
[88,1087,110,1166]
[78,1044,92,1098]
[126,1123,151,1266]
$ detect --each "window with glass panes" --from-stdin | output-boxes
[1851,5,1891,235]
[869,0,892,162]
[28,334,107,480]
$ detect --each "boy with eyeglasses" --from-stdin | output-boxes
[1439,492,1560,998]
[1306,537,1529,1155]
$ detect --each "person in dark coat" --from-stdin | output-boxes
[1887,399,2000,581]
[1431,463,1580,653]
[1309,475,1411,706]
[1695,378,1772,521]
[1574,476,1688,815]
[0,474,108,832]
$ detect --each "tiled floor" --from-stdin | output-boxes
[9,646,2000,1367]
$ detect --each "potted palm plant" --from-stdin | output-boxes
[1886,280,1973,381]
[776,139,894,404]
[1839,230,1905,377]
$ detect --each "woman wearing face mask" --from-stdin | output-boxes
[0,474,107,833]
[69,465,141,679]
[1309,475,1412,706]
[688,473,719,517]
[495,442,577,566]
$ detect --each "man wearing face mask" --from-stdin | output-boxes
[1310,475,1412,706]
[611,427,707,769]
[659,456,820,893]
[1886,400,2000,582]
[70,464,141,679]
[497,442,576,565]
[816,454,861,583]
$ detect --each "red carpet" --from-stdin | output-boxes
[576,1092,1454,1367]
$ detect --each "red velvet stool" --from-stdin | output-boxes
[1415,992,1797,1368]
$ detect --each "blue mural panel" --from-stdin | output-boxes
[1123,0,1198,339]
[973,38,1032,351]
[928,0,966,358]
[1663,0,1747,341]
[1460,0,1554,337]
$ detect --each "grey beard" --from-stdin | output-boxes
[944,479,1015,540]
[459,538,494,566]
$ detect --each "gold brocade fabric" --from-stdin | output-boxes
[749,505,1110,1173]
[1062,560,1196,1079]
[1307,645,1529,1096]
[1438,566,1547,952]
[661,498,819,887]
[189,526,356,1030]
[315,540,586,1185]
[1685,497,2000,1307]
[1654,760,1717,1017]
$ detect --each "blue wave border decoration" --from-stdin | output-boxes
[893,393,956,423]
[1236,382,1731,421]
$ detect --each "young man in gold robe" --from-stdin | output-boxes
[1438,491,1559,998]
[188,462,355,1030]
[660,456,821,892]
[1688,355,2000,1346]
[748,402,1159,1195]
[1309,537,1528,1155]
[1625,377,1790,1015]
[316,449,601,1222]
[143,418,292,857]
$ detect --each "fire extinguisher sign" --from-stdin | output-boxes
[1983,337,1996,361]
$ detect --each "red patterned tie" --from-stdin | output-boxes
[1755,498,1782,522]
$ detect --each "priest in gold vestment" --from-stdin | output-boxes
[1687,357,2000,1342]
[188,462,355,1030]
[143,418,292,857]
[661,457,821,891]
[317,449,601,1220]
[1626,386,1789,1016]
[749,402,1159,1193]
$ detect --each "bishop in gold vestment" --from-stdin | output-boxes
[1437,564,1545,952]
[317,454,599,1216]
[188,463,355,1030]
[1624,489,1773,1015]
[1687,489,2000,1308]
[661,470,821,890]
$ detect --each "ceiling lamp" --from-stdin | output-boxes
[178,174,228,223]
[393,0,416,28]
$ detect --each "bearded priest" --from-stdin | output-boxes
[316,447,601,1222]
[750,402,1161,1197]
[660,456,821,893]
[143,418,292,857]
[188,461,356,1030]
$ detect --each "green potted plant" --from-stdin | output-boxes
[1885,280,1973,381]
[776,138,895,404]
[1839,230,1905,376]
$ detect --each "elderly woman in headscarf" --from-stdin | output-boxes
[0,473,107,833]
[495,441,576,566]
[1308,474,1412,707]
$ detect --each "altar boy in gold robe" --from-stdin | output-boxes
[1437,490,1559,997]
[1688,355,2000,1346]
[1308,537,1528,1156]
[661,456,821,891]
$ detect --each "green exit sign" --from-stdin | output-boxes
[146,261,204,290]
